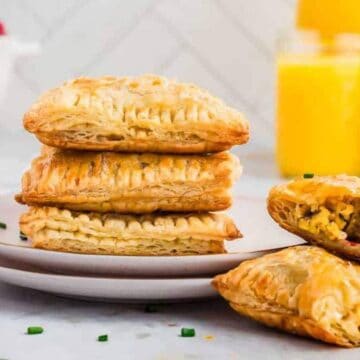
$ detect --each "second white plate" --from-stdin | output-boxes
[0,194,302,277]
[0,259,216,303]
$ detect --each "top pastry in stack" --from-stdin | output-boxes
[17,75,249,256]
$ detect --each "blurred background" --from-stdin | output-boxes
[0,0,296,191]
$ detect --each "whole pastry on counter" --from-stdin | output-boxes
[267,175,360,260]
[16,146,241,214]
[23,75,249,153]
[213,245,360,347]
[20,207,241,255]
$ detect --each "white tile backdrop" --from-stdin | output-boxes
[0,0,296,190]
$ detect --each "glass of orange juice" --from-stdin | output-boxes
[297,0,360,37]
[276,31,360,176]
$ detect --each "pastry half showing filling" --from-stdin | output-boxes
[267,175,360,260]
[23,75,250,153]
[213,246,360,347]
[16,147,241,214]
[20,207,241,256]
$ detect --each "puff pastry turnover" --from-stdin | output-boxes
[268,175,360,260]
[213,246,360,347]
[20,207,241,256]
[23,75,249,153]
[16,147,240,213]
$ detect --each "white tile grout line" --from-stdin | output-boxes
[40,0,94,43]
[155,43,186,74]
[152,8,273,130]
[81,0,159,73]
[214,0,273,61]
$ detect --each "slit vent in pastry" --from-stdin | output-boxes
[20,207,241,256]
[267,175,360,261]
[23,75,249,153]
[213,246,360,347]
[16,147,241,214]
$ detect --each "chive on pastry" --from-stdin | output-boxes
[23,75,249,154]
[20,207,241,256]
[267,175,360,261]
[213,246,360,347]
[16,147,241,214]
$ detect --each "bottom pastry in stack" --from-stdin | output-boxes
[19,208,240,256]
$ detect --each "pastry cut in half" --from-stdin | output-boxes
[16,147,241,214]
[23,75,249,153]
[20,207,241,256]
[213,246,360,347]
[267,175,360,260]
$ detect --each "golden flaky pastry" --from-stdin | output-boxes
[213,246,360,347]
[268,175,360,261]
[20,207,241,256]
[23,75,249,153]
[16,147,241,214]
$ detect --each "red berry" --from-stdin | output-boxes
[0,22,7,36]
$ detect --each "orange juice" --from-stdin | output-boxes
[277,50,360,176]
[297,0,360,37]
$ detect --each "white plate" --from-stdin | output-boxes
[0,259,216,303]
[0,193,303,277]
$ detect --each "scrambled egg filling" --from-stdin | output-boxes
[296,202,355,241]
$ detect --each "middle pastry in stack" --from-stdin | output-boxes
[18,75,249,256]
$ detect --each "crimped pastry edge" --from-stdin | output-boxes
[17,149,240,213]
[23,75,250,153]
[20,206,241,256]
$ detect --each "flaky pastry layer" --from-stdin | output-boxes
[213,246,360,347]
[20,207,241,256]
[17,147,241,213]
[268,175,360,260]
[23,75,249,153]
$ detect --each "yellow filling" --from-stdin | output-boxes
[296,202,354,241]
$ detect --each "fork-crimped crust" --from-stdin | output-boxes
[23,75,249,153]
[16,147,241,213]
[20,207,241,256]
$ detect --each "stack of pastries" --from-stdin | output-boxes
[17,75,249,256]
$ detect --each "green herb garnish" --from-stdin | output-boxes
[98,334,108,342]
[27,326,44,335]
[303,173,314,179]
[180,328,195,337]
[0,222,6,229]
[19,231,27,241]
[144,304,158,313]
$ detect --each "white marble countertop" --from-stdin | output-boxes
[1,282,360,360]
[1,144,360,359]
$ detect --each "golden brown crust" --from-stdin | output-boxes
[267,175,360,260]
[23,75,249,153]
[213,246,360,347]
[16,147,241,213]
[20,207,241,256]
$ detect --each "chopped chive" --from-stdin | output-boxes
[303,173,314,179]
[98,334,108,342]
[180,328,195,337]
[19,231,27,241]
[144,304,158,313]
[27,326,44,335]
[0,222,6,229]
